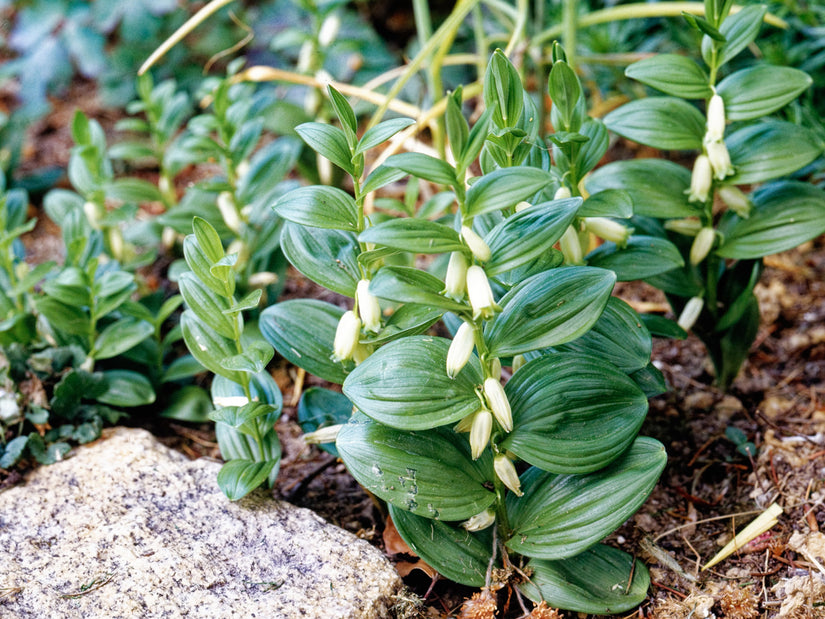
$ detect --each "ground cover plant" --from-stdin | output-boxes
[1,0,825,616]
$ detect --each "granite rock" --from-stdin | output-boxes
[0,428,402,618]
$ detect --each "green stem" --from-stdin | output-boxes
[493,476,513,540]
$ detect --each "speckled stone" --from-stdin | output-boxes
[0,428,401,618]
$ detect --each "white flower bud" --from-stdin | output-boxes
[356,279,382,333]
[444,251,468,300]
[584,217,632,247]
[664,218,703,237]
[447,321,475,378]
[303,424,343,445]
[217,191,241,233]
[332,310,361,362]
[297,40,313,74]
[705,139,734,180]
[689,227,716,265]
[559,225,584,265]
[161,226,178,249]
[514,201,532,213]
[454,413,474,433]
[460,225,491,262]
[554,186,572,200]
[213,395,250,407]
[318,14,341,47]
[484,377,512,432]
[247,271,280,288]
[706,93,726,142]
[235,160,250,182]
[489,357,502,381]
[108,227,124,262]
[462,508,496,531]
[494,454,523,496]
[466,266,500,320]
[718,185,751,218]
[469,408,493,460]
[687,154,713,203]
[677,296,704,332]
[83,201,103,230]
[511,354,526,373]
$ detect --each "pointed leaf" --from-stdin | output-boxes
[295,122,354,175]
[273,185,359,231]
[586,235,685,281]
[384,153,457,186]
[465,168,552,218]
[604,97,705,150]
[718,66,811,121]
[281,222,360,296]
[178,272,237,339]
[359,219,464,254]
[702,5,767,67]
[369,266,468,312]
[727,121,822,185]
[180,310,243,383]
[217,459,278,501]
[97,370,156,407]
[356,118,415,155]
[625,54,712,99]
[93,317,154,360]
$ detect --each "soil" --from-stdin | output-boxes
[4,84,825,619]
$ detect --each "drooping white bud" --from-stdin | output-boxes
[559,225,584,265]
[689,227,716,265]
[247,271,280,288]
[514,201,532,213]
[332,310,361,362]
[462,508,496,531]
[444,251,468,300]
[318,14,341,47]
[687,154,713,203]
[483,377,512,432]
[706,93,726,142]
[664,218,703,236]
[584,217,632,248]
[469,408,493,460]
[494,454,523,496]
[466,266,500,320]
[356,279,382,333]
[446,321,475,378]
[108,227,125,262]
[489,357,502,381]
[677,296,704,332]
[705,139,734,180]
[217,191,241,234]
[83,201,103,230]
[511,354,526,373]
[303,424,343,445]
[554,186,572,200]
[460,225,491,262]
[718,185,751,218]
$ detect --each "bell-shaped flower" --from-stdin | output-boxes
[687,154,713,203]
[483,377,512,432]
[217,191,242,234]
[446,321,475,378]
[494,454,523,496]
[514,201,532,213]
[356,279,382,333]
[718,185,751,219]
[584,217,632,248]
[303,424,343,445]
[554,186,572,200]
[664,218,702,236]
[469,408,493,460]
[466,266,501,320]
[332,310,361,362]
[689,227,716,265]
[705,139,734,180]
[462,508,496,531]
[706,93,726,142]
[559,225,584,265]
[444,251,468,300]
[677,296,704,332]
[461,225,491,262]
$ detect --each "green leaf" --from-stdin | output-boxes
[219,342,274,375]
[625,54,712,99]
[502,352,649,473]
[259,300,349,384]
[192,216,225,265]
[727,121,822,185]
[702,5,767,67]
[225,289,263,315]
[484,198,580,276]
[295,122,354,175]
[465,168,552,218]
[369,266,468,312]
[297,387,352,457]
[520,545,651,614]
[586,235,685,281]
[336,413,495,520]
[484,49,524,128]
[603,97,705,150]
[0,436,29,468]
[716,181,825,259]
[555,297,652,373]
[178,272,237,339]
[180,310,243,383]
[104,177,163,203]
[389,505,494,587]
[35,297,90,336]
[360,303,445,346]
[162,355,205,383]
[217,459,278,501]
[574,119,610,177]
[183,234,232,298]
[161,385,213,422]
[578,190,633,219]
[210,402,277,437]
[585,159,699,218]
[93,317,154,360]
[548,60,582,131]
[273,185,359,231]
[343,336,482,430]
[97,370,156,407]
[486,267,615,357]
[384,153,457,186]
[506,437,665,559]
[683,12,725,40]
[361,165,408,196]
[42,267,90,306]
[327,85,358,146]
[281,222,360,297]
[359,219,463,254]
[94,271,137,317]
[445,88,469,162]
[718,66,812,121]
[640,314,687,339]
[355,118,415,155]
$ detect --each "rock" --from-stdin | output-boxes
[0,428,402,618]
